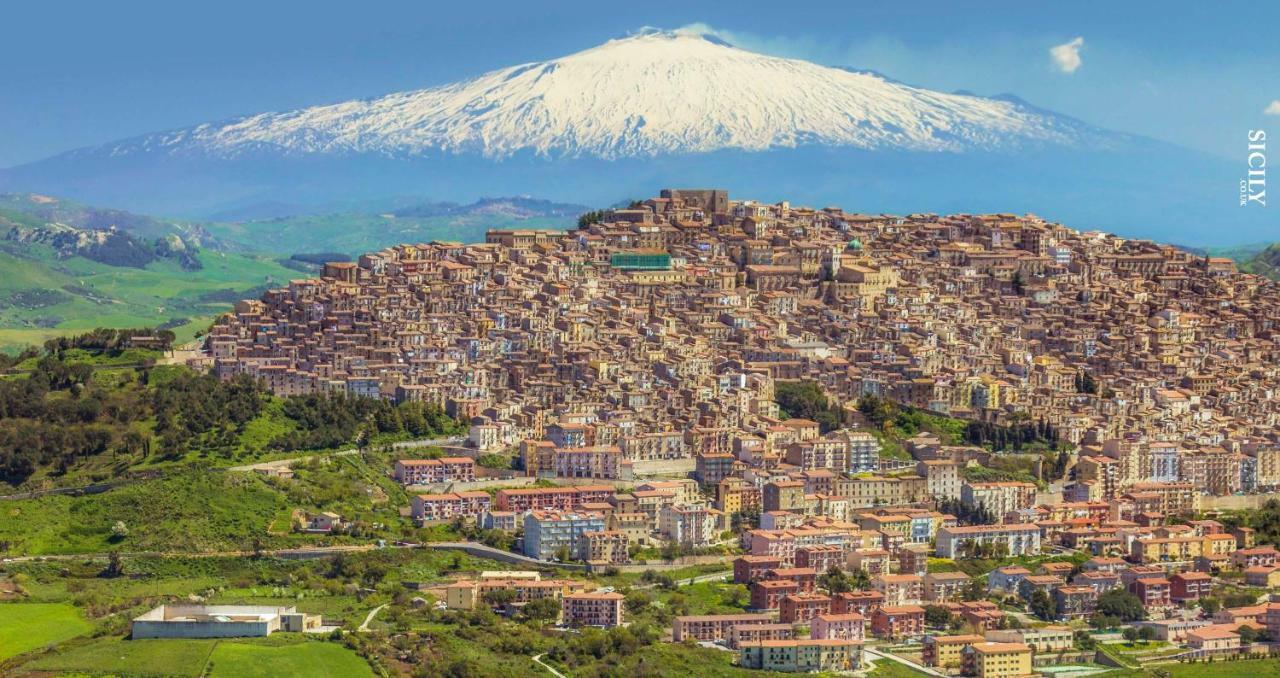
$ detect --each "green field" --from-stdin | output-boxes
[1100,657,1280,677]
[0,245,300,351]
[207,640,374,678]
[0,602,94,660]
[866,660,932,677]
[21,635,371,677]
[25,636,216,676]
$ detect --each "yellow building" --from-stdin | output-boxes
[444,578,587,610]
[922,634,985,669]
[963,642,1033,678]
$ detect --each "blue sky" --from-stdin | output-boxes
[2,0,1277,167]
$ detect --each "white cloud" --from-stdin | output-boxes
[1050,37,1084,74]
[1266,100,1280,116]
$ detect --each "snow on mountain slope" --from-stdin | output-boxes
[98,28,1122,161]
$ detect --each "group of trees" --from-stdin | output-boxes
[151,372,264,457]
[1090,588,1147,628]
[0,356,138,481]
[962,418,1060,452]
[43,327,175,355]
[0,339,465,485]
[576,210,606,229]
[1074,369,1099,394]
[272,394,464,452]
[817,565,870,594]
[776,381,844,432]
[858,395,965,442]
[937,497,998,526]
[1218,499,1280,547]
[951,537,1010,560]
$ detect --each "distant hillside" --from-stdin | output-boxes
[203,197,583,256]
[0,193,587,350]
[0,194,303,350]
[0,193,225,249]
[0,242,298,350]
[1242,244,1280,280]
[392,196,589,219]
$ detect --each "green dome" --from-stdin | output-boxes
[845,238,862,250]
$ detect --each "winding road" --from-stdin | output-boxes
[358,603,388,632]
[532,653,566,678]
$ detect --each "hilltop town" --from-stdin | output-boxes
[207,187,1280,498]
[125,188,1280,674]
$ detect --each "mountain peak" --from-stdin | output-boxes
[81,31,1117,164]
[618,25,737,47]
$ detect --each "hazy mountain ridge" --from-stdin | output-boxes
[0,195,203,270]
[1243,244,1280,280]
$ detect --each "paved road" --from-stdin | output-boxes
[227,436,465,473]
[531,653,567,678]
[358,603,388,632]
[228,449,361,472]
[637,569,733,589]
[391,436,466,450]
[424,541,580,569]
[864,646,945,677]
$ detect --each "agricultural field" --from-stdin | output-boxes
[18,635,373,677]
[0,602,93,661]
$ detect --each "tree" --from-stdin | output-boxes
[1090,614,1122,630]
[818,566,852,594]
[482,588,517,608]
[660,542,684,563]
[1200,597,1222,615]
[1223,592,1257,608]
[1122,627,1139,644]
[554,545,573,563]
[522,597,561,624]
[1029,589,1056,621]
[1096,589,1146,622]
[110,520,129,540]
[1137,625,1156,642]
[962,579,987,602]
[1073,630,1097,651]
[625,590,653,614]
[1239,625,1260,645]
[924,605,954,628]
[102,551,125,578]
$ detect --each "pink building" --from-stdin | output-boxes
[811,612,866,642]
[395,457,476,485]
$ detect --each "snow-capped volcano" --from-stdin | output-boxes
[98,28,1119,161]
[4,27,1265,244]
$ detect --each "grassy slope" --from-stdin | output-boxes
[0,447,451,556]
[0,245,299,350]
[0,472,288,555]
[24,637,217,676]
[207,640,374,678]
[1240,244,1280,280]
[0,602,94,661]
